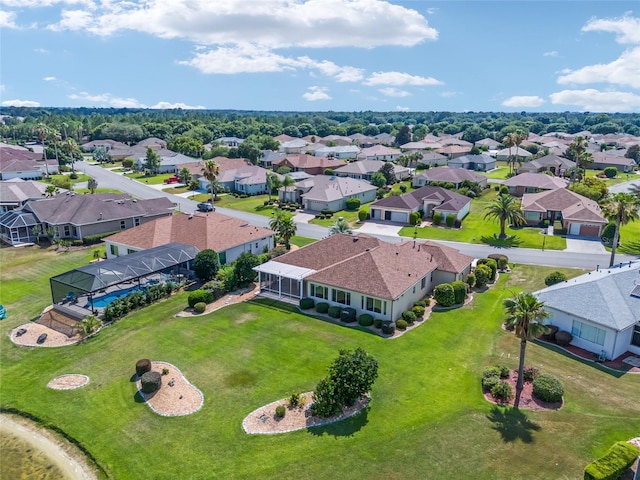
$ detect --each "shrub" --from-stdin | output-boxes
[445,215,455,227]
[474,264,492,287]
[432,212,442,225]
[140,371,162,394]
[409,211,422,226]
[482,366,501,379]
[496,364,510,378]
[414,299,427,308]
[275,405,286,418]
[584,441,640,480]
[454,218,462,228]
[482,375,501,391]
[489,253,509,270]
[345,197,361,211]
[373,318,382,329]
[465,273,476,288]
[327,306,342,319]
[289,392,304,408]
[135,359,152,377]
[545,271,567,286]
[532,373,564,402]
[497,257,509,271]
[412,305,425,318]
[434,283,455,307]
[327,348,379,407]
[311,377,342,418]
[523,366,540,382]
[555,330,573,346]
[315,302,329,314]
[358,314,374,327]
[381,321,395,335]
[396,319,408,330]
[600,223,616,244]
[193,302,206,314]
[188,289,213,308]
[340,307,357,323]
[299,297,315,310]
[401,310,416,324]
[499,185,510,195]
[541,325,559,342]
[477,258,497,281]
[162,368,169,375]
[491,381,514,401]
[603,166,618,179]
[451,280,468,305]
[358,208,368,222]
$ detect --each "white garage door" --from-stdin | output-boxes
[569,223,581,235]
[390,211,408,223]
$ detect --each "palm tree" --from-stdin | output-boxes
[329,217,353,235]
[627,183,640,198]
[61,138,79,173]
[269,210,297,250]
[483,194,526,239]
[503,292,550,408]
[266,173,281,201]
[511,130,527,173]
[34,123,51,176]
[207,180,223,202]
[201,160,220,204]
[567,136,591,182]
[601,193,640,267]
[502,134,515,175]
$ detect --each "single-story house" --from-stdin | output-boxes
[447,154,496,172]
[436,145,472,159]
[520,188,607,236]
[259,150,287,169]
[333,160,410,182]
[217,165,283,195]
[279,139,309,154]
[1,146,60,180]
[81,139,129,152]
[103,211,275,264]
[475,138,501,150]
[415,151,449,168]
[318,135,354,146]
[502,173,569,197]
[216,137,244,147]
[534,262,640,360]
[516,154,575,175]
[314,145,361,160]
[253,234,473,322]
[495,147,532,162]
[273,154,346,175]
[0,193,174,246]
[369,185,471,224]
[412,167,488,189]
[0,179,66,213]
[135,150,197,174]
[280,175,377,212]
[359,145,402,162]
[590,152,636,173]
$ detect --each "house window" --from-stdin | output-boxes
[632,324,640,348]
[127,249,136,254]
[363,296,386,314]
[571,320,606,346]
[421,277,426,289]
[63,225,70,237]
[120,220,126,229]
[311,283,328,300]
[110,244,119,256]
[332,289,351,305]
[134,218,140,226]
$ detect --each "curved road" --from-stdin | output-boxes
[78,161,638,270]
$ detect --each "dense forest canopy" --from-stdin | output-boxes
[1,107,639,145]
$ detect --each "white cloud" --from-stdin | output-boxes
[501,96,546,108]
[67,91,205,109]
[150,101,206,110]
[302,86,331,101]
[34,48,48,54]
[0,9,17,28]
[0,0,95,6]
[43,76,56,81]
[44,0,437,48]
[364,71,443,86]
[582,14,640,44]
[543,51,559,57]
[313,60,364,82]
[395,106,410,112]
[557,46,640,89]
[549,89,640,112]
[379,87,410,98]
[1,99,40,107]
[0,83,5,91]
[440,91,461,98]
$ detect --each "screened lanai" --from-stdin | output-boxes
[50,242,199,313]
[253,260,316,300]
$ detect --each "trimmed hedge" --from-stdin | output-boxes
[491,381,514,401]
[299,297,315,310]
[340,307,357,323]
[584,441,640,480]
[401,310,416,324]
[451,280,468,305]
[327,306,342,319]
[315,302,329,314]
[188,290,214,308]
[465,273,476,288]
[135,359,151,377]
[358,314,374,327]
[345,197,361,211]
[373,318,382,329]
[396,319,408,330]
[532,373,564,402]
[474,264,492,288]
[412,305,425,318]
[381,321,395,335]
[193,302,206,314]
[555,330,573,346]
[434,283,455,307]
[477,258,497,281]
[545,271,568,286]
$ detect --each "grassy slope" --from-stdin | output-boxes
[1,250,638,480]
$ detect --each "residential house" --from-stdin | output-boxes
[436,145,472,159]
[81,139,129,152]
[495,147,533,162]
[590,152,636,172]
[534,262,640,360]
[0,193,174,246]
[273,154,345,175]
[369,185,471,224]
[103,211,275,264]
[359,145,402,162]
[314,145,361,160]
[135,150,197,174]
[520,188,607,236]
[412,167,488,189]
[502,173,569,197]
[137,137,167,150]
[215,164,282,195]
[319,135,353,146]
[475,138,501,150]
[374,133,395,145]
[0,179,66,213]
[0,146,59,180]
[253,234,473,322]
[415,151,449,168]
[280,175,377,212]
[279,139,310,154]
[259,150,287,169]
[447,154,496,172]
[333,160,409,182]
[516,154,575,175]
[216,137,244,147]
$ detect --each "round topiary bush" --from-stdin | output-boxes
[401,310,416,324]
[491,381,514,401]
[474,264,492,288]
[451,280,468,305]
[396,319,408,330]
[327,305,342,319]
[381,321,395,335]
[412,305,425,319]
[532,373,564,402]
[482,375,501,391]
[482,366,501,379]
[373,318,382,329]
[299,297,315,310]
[555,330,573,346]
[434,283,455,307]
[193,302,206,314]
[275,405,286,418]
[358,314,374,327]
[140,371,162,394]
[135,359,151,377]
[340,307,357,323]
[315,302,329,314]
[545,271,567,286]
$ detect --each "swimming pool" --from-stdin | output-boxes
[87,285,145,309]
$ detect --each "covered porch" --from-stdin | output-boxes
[253,260,316,301]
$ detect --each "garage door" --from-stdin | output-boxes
[580,225,601,237]
[390,211,408,223]
[569,223,581,235]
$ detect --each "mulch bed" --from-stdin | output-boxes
[483,370,563,411]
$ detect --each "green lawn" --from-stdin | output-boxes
[124,172,176,185]
[612,219,640,255]
[398,190,567,250]
[584,169,639,187]
[45,173,91,185]
[1,248,638,479]
[478,164,511,180]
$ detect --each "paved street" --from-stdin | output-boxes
[77,161,638,270]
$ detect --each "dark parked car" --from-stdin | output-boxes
[197,202,214,212]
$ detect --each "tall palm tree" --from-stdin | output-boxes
[329,217,353,235]
[601,193,640,267]
[511,130,527,173]
[269,210,297,250]
[567,136,590,183]
[627,182,640,198]
[483,194,526,239]
[201,160,220,204]
[503,292,550,408]
[266,173,281,201]
[502,134,515,175]
[34,123,51,176]
[61,138,79,173]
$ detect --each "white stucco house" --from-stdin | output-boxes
[534,262,640,361]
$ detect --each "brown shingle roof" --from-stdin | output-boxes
[521,189,607,223]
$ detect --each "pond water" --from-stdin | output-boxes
[0,429,69,480]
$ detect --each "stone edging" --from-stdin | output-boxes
[136,361,204,417]
[47,374,90,390]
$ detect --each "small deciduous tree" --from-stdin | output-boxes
[193,249,220,281]
[87,178,98,194]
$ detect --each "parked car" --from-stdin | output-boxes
[197,202,214,212]
[164,176,180,184]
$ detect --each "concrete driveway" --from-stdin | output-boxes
[564,237,607,254]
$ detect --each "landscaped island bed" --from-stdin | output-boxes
[1,246,639,479]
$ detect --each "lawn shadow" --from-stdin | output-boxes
[480,235,523,248]
[486,405,541,443]
[246,298,298,314]
[619,240,640,255]
[129,373,138,382]
[307,406,370,438]
[133,391,147,403]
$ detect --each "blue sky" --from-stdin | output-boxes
[1,1,639,113]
